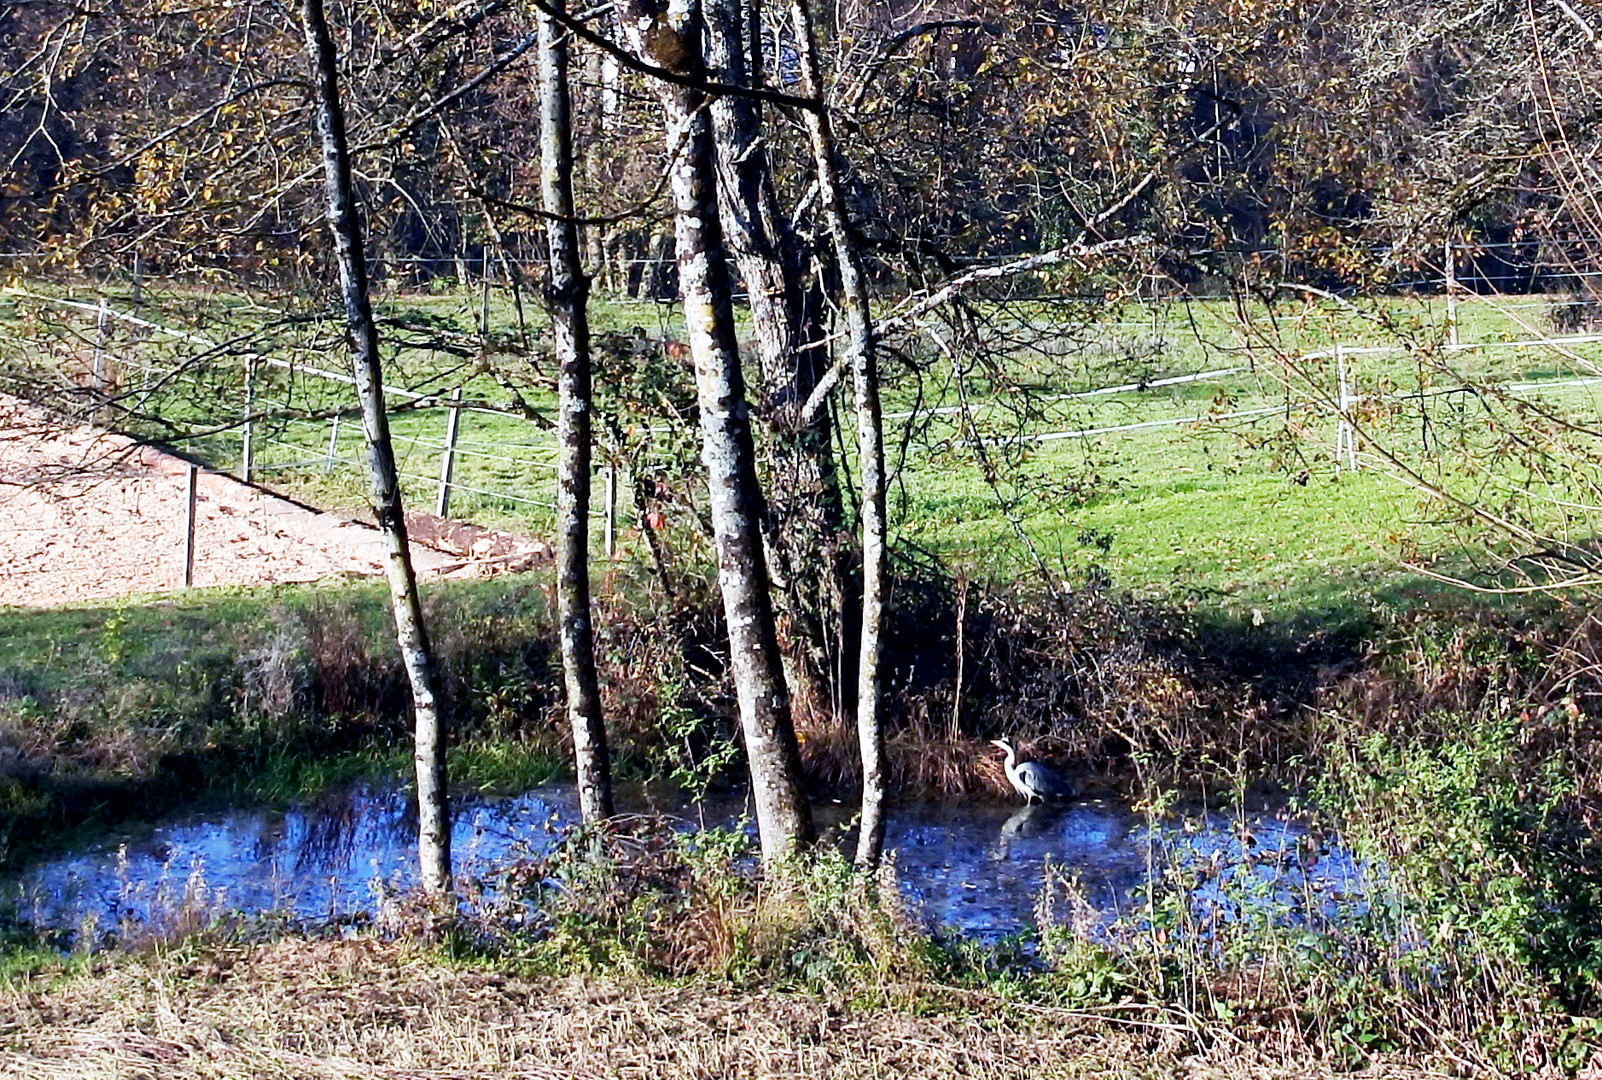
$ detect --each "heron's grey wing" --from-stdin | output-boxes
[1018,761,1076,799]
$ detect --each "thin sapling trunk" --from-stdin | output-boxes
[540,2,614,823]
[301,0,451,894]
[789,0,889,868]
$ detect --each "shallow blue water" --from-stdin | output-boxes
[1,782,1371,942]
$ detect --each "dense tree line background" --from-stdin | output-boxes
[4,0,1601,297]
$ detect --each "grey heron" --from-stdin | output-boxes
[990,738,1076,803]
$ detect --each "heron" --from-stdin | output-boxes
[990,738,1076,803]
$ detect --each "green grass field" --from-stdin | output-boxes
[8,278,1602,616]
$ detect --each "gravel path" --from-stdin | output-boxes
[0,400,549,608]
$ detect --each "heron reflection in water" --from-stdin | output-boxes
[992,800,1073,860]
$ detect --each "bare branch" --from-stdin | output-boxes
[524,0,821,112]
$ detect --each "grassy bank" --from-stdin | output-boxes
[0,577,578,865]
[0,559,1399,863]
[3,559,1599,849]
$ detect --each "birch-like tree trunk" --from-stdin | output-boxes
[702,0,793,382]
[300,0,451,894]
[540,4,614,825]
[619,0,813,866]
[789,0,888,868]
[703,0,844,706]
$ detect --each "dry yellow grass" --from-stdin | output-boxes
[0,936,1471,1080]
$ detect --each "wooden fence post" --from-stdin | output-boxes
[241,358,255,483]
[183,462,198,587]
[91,299,110,422]
[325,411,341,472]
[603,463,617,557]
[435,387,463,518]
[1445,239,1459,348]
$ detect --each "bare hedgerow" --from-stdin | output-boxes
[875,572,1336,794]
[299,598,406,723]
[421,585,558,740]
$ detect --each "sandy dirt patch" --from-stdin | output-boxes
[0,400,550,608]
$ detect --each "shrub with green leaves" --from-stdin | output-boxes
[492,820,924,994]
[1317,709,1601,1006]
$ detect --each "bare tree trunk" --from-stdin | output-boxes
[620,0,813,867]
[702,0,797,386]
[789,0,887,869]
[704,0,844,704]
[300,0,451,895]
[541,4,614,824]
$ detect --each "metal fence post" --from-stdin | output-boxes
[1445,239,1459,348]
[435,388,463,518]
[603,463,617,557]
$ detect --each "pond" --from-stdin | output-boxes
[2,780,1372,945]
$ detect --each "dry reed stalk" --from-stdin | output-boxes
[0,936,1471,1080]
[888,735,1015,798]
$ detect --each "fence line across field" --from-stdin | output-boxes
[30,288,1307,535]
[5,289,565,422]
[901,328,1602,453]
[268,399,615,534]
[9,289,625,542]
[1320,331,1602,472]
[914,328,1602,463]
[882,366,1248,422]
[32,284,1602,406]
[1299,332,1602,362]
[25,287,1302,460]
[989,405,1286,447]
[21,285,1602,538]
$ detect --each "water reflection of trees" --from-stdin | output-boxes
[292,786,405,877]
